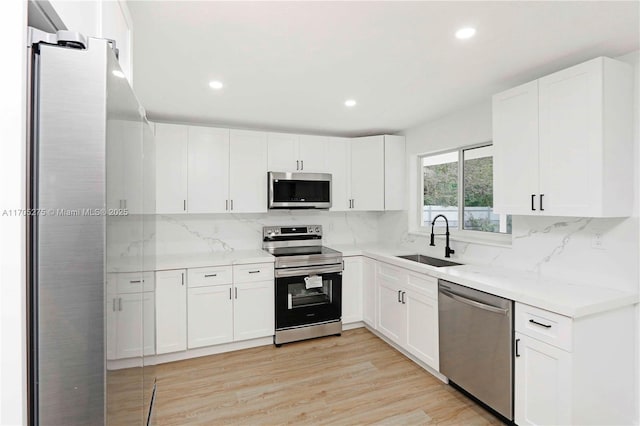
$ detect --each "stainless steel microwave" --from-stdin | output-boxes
[268,172,332,209]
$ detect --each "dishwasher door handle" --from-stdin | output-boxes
[440,289,509,315]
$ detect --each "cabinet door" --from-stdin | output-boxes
[351,136,384,211]
[233,280,274,341]
[492,80,539,215]
[384,135,406,210]
[155,269,187,354]
[142,292,155,356]
[377,269,405,344]
[187,126,229,213]
[267,132,298,172]
[187,285,233,348]
[405,290,438,370]
[538,59,602,217]
[342,257,363,324]
[362,257,377,329]
[116,293,144,359]
[327,137,350,211]
[155,123,188,214]
[229,130,268,213]
[298,135,328,172]
[514,332,572,426]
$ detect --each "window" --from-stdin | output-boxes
[420,144,511,235]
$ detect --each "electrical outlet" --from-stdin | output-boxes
[592,232,605,250]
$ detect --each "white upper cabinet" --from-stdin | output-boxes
[350,136,385,211]
[383,135,406,210]
[267,133,328,172]
[327,137,351,212]
[298,135,328,172]
[187,126,230,213]
[229,130,268,213]
[493,80,540,215]
[493,56,633,217]
[155,123,188,214]
[267,132,299,171]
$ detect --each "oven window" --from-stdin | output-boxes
[273,180,330,203]
[287,277,332,309]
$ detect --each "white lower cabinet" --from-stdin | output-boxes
[233,280,274,341]
[342,257,363,324]
[156,269,187,354]
[107,273,155,360]
[186,263,274,349]
[514,302,636,425]
[187,284,233,348]
[514,332,571,426]
[362,257,377,329]
[375,262,439,370]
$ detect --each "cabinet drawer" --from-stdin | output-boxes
[376,262,404,282]
[406,272,437,299]
[188,266,232,288]
[515,303,572,351]
[117,271,155,293]
[233,263,274,283]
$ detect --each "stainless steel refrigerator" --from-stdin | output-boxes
[27,28,156,425]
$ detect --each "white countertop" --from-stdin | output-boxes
[107,249,274,273]
[328,244,639,319]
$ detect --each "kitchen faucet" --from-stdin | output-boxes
[429,214,455,258]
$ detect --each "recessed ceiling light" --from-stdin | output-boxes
[345,99,357,107]
[112,70,125,78]
[209,80,224,90]
[455,27,476,40]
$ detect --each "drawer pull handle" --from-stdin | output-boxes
[204,274,217,278]
[529,319,552,328]
[248,270,260,274]
[129,280,141,284]
[515,338,521,357]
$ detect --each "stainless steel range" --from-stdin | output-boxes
[263,225,343,346]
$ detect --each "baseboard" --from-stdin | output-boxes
[107,336,274,370]
[342,321,365,331]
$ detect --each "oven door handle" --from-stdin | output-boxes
[275,264,343,278]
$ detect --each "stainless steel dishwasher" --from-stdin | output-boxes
[438,279,513,421]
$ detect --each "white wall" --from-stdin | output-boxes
[0,1,27,424]
[386,50,640,424]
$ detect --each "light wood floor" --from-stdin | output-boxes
[109,328,504,425]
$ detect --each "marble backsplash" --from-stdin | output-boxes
[151,211,382,255]
[378,211,639,294]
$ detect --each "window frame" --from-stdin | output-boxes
[416,142,512,247]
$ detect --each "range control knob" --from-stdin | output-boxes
[314,226,320,233]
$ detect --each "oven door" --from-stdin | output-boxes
[268,172,331,209]
[275,267,342,329]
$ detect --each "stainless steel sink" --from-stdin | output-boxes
[396,254,462,268]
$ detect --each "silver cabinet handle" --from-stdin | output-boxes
[181,273,184,286]
[230,200,234,211]
[352,199,354,209]
[296,160,300,170]
[397,290,402,303]
[235,287,238,299]
[248,270,260,274]
[440,289,508,315]
[401,291,406,304]
[204,274,217,278]
[118,297,122,311]
[226,199,228,211]
[229,288,232,300]
[129,280,141,284]
[301,160,304,170]
[183,200,187,211]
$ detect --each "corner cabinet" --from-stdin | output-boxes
[493,56,633,217]
[514,302,636,425]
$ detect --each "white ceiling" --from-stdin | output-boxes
[128,1,639,137]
